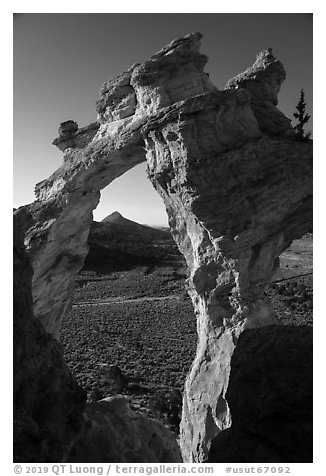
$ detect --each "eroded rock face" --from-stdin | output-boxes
[16,33,312,462]
[52,121,100,152]
[13,211,86,462]
[225,49,293,135]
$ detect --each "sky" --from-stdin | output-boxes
[13,13,313,226]
[7,7,326,469]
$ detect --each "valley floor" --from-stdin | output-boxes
[60,234,312,429]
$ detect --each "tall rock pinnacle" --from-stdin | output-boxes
[16,33,312,462]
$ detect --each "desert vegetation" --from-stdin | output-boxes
[60,231,312,434]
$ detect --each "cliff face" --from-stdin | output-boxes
[13,211,86,462]
[16,33,312,462]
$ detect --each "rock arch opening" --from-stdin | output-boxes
[93,162,168,226]
[15,33,312,463]
[62,164,195,417]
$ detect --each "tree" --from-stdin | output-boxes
[293,89,311,140]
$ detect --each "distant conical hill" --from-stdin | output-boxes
[101,211,124,223]
[92,211,171,242]
[83,211,176,272]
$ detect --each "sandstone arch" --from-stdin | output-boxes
[16,33,312,462]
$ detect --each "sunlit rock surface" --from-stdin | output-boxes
[16,33,312,462]
[52,120,100,152]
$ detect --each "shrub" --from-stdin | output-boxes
[149,388,183,434]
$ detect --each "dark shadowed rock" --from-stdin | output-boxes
[207,325,312,463]
[13,211,86,462]
[64,396,182,463]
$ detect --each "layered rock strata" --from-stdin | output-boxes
[17,33,312,462]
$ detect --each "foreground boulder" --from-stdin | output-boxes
[16,33,312,462]
[65,397,182,463]
[207,326,312,463]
